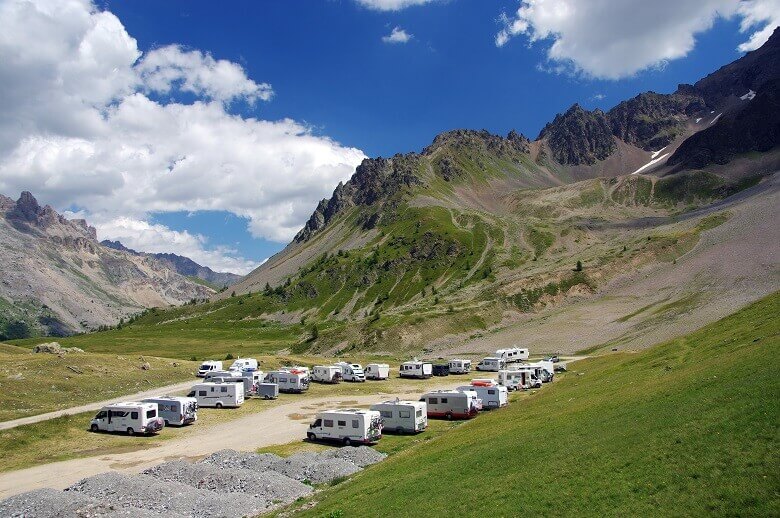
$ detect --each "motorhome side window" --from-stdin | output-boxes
[220,387,228,393]
[131,412,138,419]
[380,410,392,418]
[488,389,496,394]
[280,378,287,383]
[352,420,359,428]
[324,419,333,427]
[199,390,207,396]
[399,410,411,418]
[441,398,448,403]
[96,411,106,419]
[337,420,346,427]
[146,409,156,418]
[416,409,423,417]
[429,398,438,404]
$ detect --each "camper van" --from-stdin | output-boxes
[264,370,310,393]
[306,410,383,445]
[495,348,530,363]
[420,390,481,420]
[528,360,555,382]
[197,360,223,377]
[336,362,366,382]
[459,381,508,409]
[282,366,311,381]
[370,400,428,434]
[448,359,472,374]
[188,382,244,408]
[141,396,197,426]
[228,358,258,372]
[399,361,433,379]
[365,363,390,380]
[312,365,343,384]
[90,402,164,435]
[476,357,506,372]
[498,369,541,390]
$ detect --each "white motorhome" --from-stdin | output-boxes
[197,360,223,377]
[307,410,383,445]
[336,362,366,382]
[365,363,390,380]
[399,361,433,379]
[207,374,257,396]
[370,400,427,434]
[282,366,311,380]
[312,365,343,384]
[141,396,197,426]
[229,358,258,372]
[448,359,472,374]
[90,402,164,435]
[459,381,508,409]
[265,370,310,393]
[419,390,481,420]
[204,370,235,382]
[476,357,506,372]
[188,382,244,408]
[495,348,530,363]
[498,369,541,390]
[528,360,555,382]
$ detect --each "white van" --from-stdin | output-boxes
[312,365,343,384]
[370,400,427,434]
[306,410,383,445]
[419,390,481,420]
[141,396,197,426]
[365,363,390,380]
[90,402,164,435]
[265,370,310,393]
[459,382,508,409]
[336,362,366,382]
[399,361,432,379]
[498,369,541,390]
[495,348,529,363]
[229,358,258,372]
[197,360,223,377]
[188,382,244,408]
[448,359,472,374]
[476,357,506,372]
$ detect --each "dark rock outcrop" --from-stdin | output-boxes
[538,104,616,165]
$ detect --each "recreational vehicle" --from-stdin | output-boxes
[197,360,223,377]
[530,360,555,382]
[141,396,197,426]
[365,363,390,380]
[204,370,235,382]
[264,370,310,393]
[476,357,506,372]
[90,402,164,435]
[312,365,343,384]
[459,381,508,409]
[307,410,383,445]
[188,382,244,408]
[399,361,433,379]
[228,358,258,372]
[283,366,311,380]
[255,382,279,399]
[432,364,450,376]
[419,390,481,420]
[370,400,428,434]
[336,362,366,382]
[495,347,530,363]
[498,369,541,390]
[448,359,472,374]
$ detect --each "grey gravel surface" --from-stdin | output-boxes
[199,449,283,472]
[319,446,387,467]
[0,487,177,517]
[144,459,312,502]
[66,472,267,518]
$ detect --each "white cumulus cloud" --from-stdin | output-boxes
[382,26,413,44]
[0,0,367,274]
[355,0,438,11]
[495,0,779,79]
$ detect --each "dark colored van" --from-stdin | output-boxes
[432,364,450,376]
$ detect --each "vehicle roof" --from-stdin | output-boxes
[373,400,423,406]
[318,409,376,416]
[104,401,154,408]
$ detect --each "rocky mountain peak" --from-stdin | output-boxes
[538,104,615,165]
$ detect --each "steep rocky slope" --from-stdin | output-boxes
[0,192,212,337]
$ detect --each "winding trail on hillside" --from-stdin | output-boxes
[0,381,195,431]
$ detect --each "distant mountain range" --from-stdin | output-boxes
[100,240,241,290]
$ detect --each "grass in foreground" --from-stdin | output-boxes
[287,292,780,517]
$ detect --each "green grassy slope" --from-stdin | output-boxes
[295,292,780,516]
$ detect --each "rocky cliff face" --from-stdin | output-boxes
[0,192,213,337]
[537,104,616,165]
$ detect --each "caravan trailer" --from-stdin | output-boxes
[141,396,197,426]
[420,390,481,420]
[188,382,244,408]
[336,362,366,382]
[448,359,472,374]
[476,357,506,372]
[90,402,164,435]
[255,382,279,399]
[495,348,530,363]
[459,381,508,409]
[370,400,428,434]
[365,363,390,380]
[265,370,310,393]
[312,365,343,384]
[399,361,433,379]
[228,358,258,372]
[306,410,383,445]
[197,360,223,377]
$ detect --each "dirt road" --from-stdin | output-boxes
[0,377,465,498]
[0,381,195,431]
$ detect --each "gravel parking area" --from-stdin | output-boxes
[0,487,178,517]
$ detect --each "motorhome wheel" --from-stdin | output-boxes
[164,420,170,426]
[343,437,352,446]
[90,424,98,433]
[307,433,316,441]
[215,402,223,409]
[445,412,453,420]
[126,428,135,436]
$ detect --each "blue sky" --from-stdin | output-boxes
[1,0,776,273]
